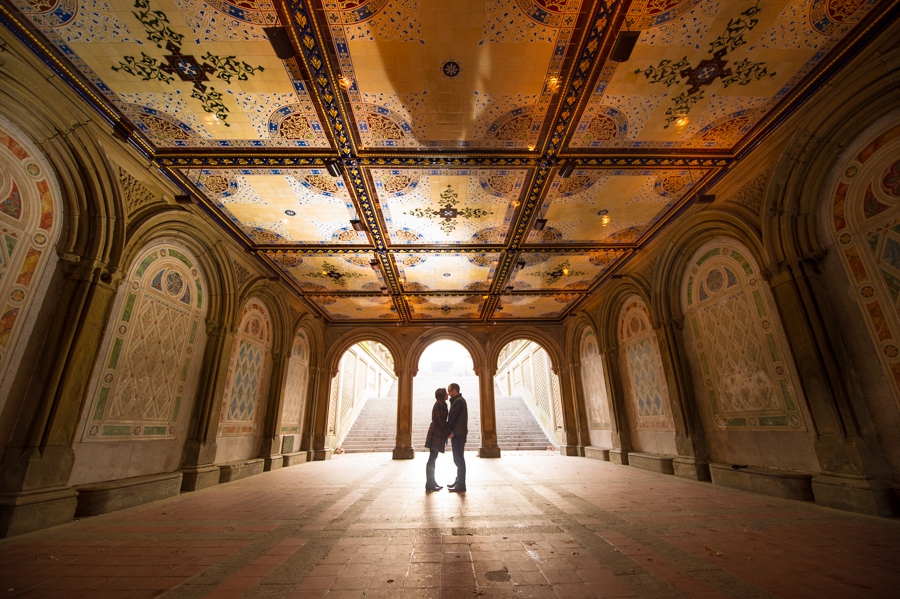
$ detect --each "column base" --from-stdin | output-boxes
[673,457,711,481]
[710,463,813,502]
[0,486,78,538]
[75,473,182,518]
[609,448,629,465]
[219,459,264,483]
[392,447,415,460]
[180,465,220,492]
[584,447,610,461]
[313,449,333,461]
[812,473,898,517]
[558,444,580,457]
[478,446,501,458]
[263,455,283,472]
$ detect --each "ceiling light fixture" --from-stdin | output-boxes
[516,261,526,270]
[697,194,716,203]
[597,209,610,226]
[174,194,193,205]
[534,218,547,231]
[325,159,341,177]
[610,30,640,62]
[559,161,576,178]
[350,219,365,231]
[338,75,352,90]
[263,27,296,60]
[381,286,389,294]
[506,286,514,291]
[370,259,381,270]
[675,115,689,127]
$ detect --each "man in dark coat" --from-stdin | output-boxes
[424,388,450,492]
[446,382,468,492]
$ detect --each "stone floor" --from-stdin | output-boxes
[1,453,898,599]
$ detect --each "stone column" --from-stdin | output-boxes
[312,369,337,461]
[0,255,120,537]
[766,258,896,515]
[476,366,501,458]
[259,347,288,471]
[300,366,324,456]
[600,347,633,465]
[179,319,236,491]
[552,364,582,456]
[655,318,710,480]
[393,367,415,459]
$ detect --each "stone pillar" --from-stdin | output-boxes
[311,369,337,461]
[259,348,288,471]
[300,366,324,456]
[393,367,415,459]
[655,319,710,480]
[0,255,120,537]
[766,258,897,515]
[476,366,501,458]
[600,348,633,465]
[179,318,236,491]
[555,364,585,456]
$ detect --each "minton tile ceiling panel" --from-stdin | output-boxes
[510,251,616,291]
[407,295,485,320]
[186,169,367,245]
[264,252,385,292]
[323,0,583,149]
[14,0,328,148]
[571,0,880,150]
[493,293,581,319]
[525,169,704,244]
[374,169,525,245]
[307,295,400,320]
[393,252,501,292]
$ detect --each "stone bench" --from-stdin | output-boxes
[283,451,309,467]
[628,452,676,475]
[75,472,183,518]
[218,458,265,483]
[709,463,814,502]
[584,446,610,461]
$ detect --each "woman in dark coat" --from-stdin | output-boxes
[424,387,450,492]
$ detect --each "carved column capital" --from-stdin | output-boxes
[58,252,122,290]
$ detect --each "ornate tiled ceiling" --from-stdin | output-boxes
[2,0,894,322]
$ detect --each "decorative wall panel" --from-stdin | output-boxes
[85,245,205,440]
[580,327,610,429]
[683,241,805,430]
[832,121,900,412]
[280,328,310,434]
[219,299,271,435]
[618,297,675,430]
[0,121,60,381]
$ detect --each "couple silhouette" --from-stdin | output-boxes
[424,383,468,492]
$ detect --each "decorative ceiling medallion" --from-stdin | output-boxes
[441,59,462,79]
[403,184,493,235]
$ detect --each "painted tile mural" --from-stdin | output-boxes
[831,120,900,412]
[619,297,675,430]
[573,0,880,149]
[493,293,581,320]
[186,169,366,245]
[307,295,400,320]
[580,327,610,429]
[219,300,271,436]
[373,169,524,245]
[407,294,485,320]
[0,121,59,380]
[525,169,702,244]
[84,245,205,441]
[265,252,385,292]
[511,251,617,291]
[13,0,329,148]
[394,252,501,292]
[322,0,582,148]
[683,241,805,431]
[280,329,310,435]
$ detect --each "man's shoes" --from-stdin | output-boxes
[448,487,466,493]
[426,484,440,492]
[448,482,457,489]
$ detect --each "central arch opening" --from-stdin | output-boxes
[412,340,481,451]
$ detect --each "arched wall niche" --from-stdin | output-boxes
[678,237,815,471]
[0,114,64,455]
[70,240,210,485]
[215,297,274,464]
[819,112,900,479]
[616,294,677,456]
[576,322,611,447]
[278,325,312,456]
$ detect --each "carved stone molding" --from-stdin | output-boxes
[117,167,157,214]
[727,171,769,214]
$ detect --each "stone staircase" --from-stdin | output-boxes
[340,373,553,453]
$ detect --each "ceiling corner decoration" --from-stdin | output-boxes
[3,0,895,322]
